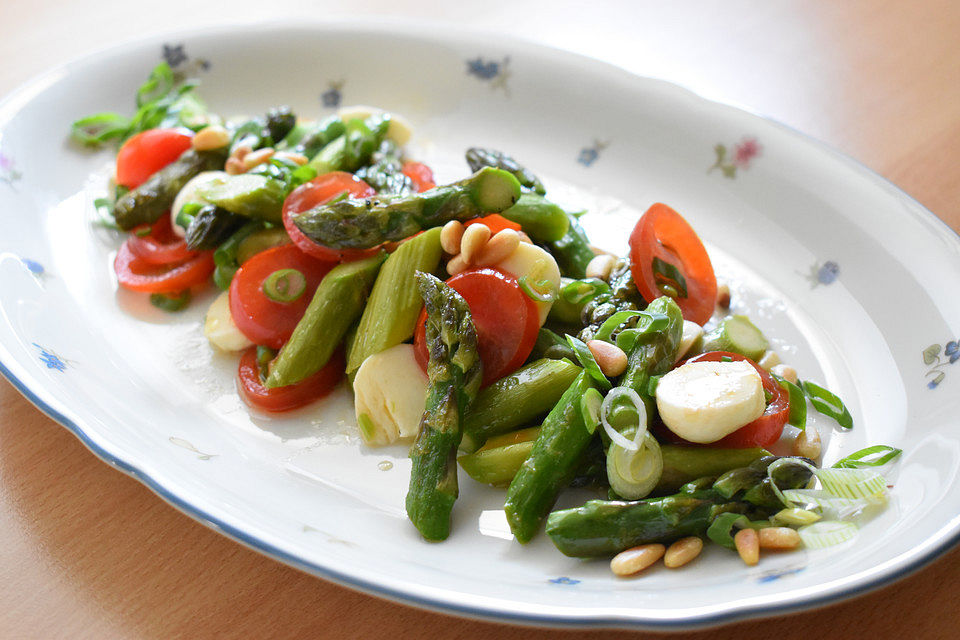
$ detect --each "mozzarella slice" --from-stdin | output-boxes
[655,360,766,443]
[204,291,254,352]
[353,344,429,446]
[170,170,230,237]
[493,242,561,325]
[675,320,704,362]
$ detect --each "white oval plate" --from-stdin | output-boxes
[1,22,959,630]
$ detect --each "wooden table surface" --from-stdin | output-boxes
[2,1,959,638]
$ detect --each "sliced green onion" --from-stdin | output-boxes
[771,507,821,527]
[593,310,641,343]
[721,355,733,362]
[175,202,204,231]
[290,164,319,187]
[256,345,277,383]
[706,512,752,550]
[565,335,611,390]
[647,374,661,397]
[782,489,883,520]
[599,386,647,452]
[262,268,307,303]
[832,445,902,469]
[802,380,853,429]
[798,521,858,549]
[580,388,603,435]
[607,430,662,499]
[134,226,152,237]
[518,275,557,303]
[149,290,191,312]
[559,278,610,305]
[815,468,886,500]
[70,112,132,147]
[213,221,266,290]
[136,61,175,107]
[775,376,807,429]
[613,312,671,352]
[652,257,688,298]
[766,457,819,508]
[92,197,119,229]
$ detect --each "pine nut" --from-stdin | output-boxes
[460,224,491,265]
[758,527,801,550]
[440,221,464,254]
[735,528,759,566]
[273,151,308,166]
[475,229,521,266]
[717,283,731,308]
[586,340,628,377]
[191,125,231,151]
[792,427,821,460]
[585,254,617,280]
[225,157,245,175]
[664,537,703,568]
[517,231,533,244]
[231,144,253,162]
[243,147,275,172]
[770,364,798,384]
[610,544,665,577]
[757,350,781,371]
[446,254,469,276]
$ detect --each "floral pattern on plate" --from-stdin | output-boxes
[923,340,959,389]
[321,81,345,108]
[32,344,72,372]
[802,260,840,288]
[0,152,21,189]
[466,56,511,93]
[161,43,211,81]
[578,140,609,167]
[709,137,761,178]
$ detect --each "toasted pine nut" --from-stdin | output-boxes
[440,221,464,254]
[475,229,521,266]
[758,527,801,550]
[664,537,703,568]
[225,157,245,175]
[191,125,231,151]
[792,427,821,460]
[716,283,731,308]
[770,364,798,384]
[273,151,308,166]
[243,147,275,171]
[231,144,252,162]
[734,529,760,566]
[757,350,781,371]
[517,231,532,244]
[585,254,617,280]
[460,224,491,265]
[610,544,665,577]
[446,254,469,276]
[587,340,628,377]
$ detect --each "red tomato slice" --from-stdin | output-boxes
[667,351,789,449]
[413,268,540,387]
[282,172,379,262]
[229,244,336,349]
[237,347,344,412]
[114,240,214,293]
[464,214,522,235]
[401,161,436,192]
[128,214,194,265]
[116,128,193,188]
[629,203,717,325]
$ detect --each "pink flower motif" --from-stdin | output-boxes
[0,153,12,171]
[733,138,761,168]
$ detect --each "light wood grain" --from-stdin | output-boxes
[1,2,958,638]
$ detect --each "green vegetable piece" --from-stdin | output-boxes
[565,335,612,390]
[458,428,540,487]
[528,327,578,362]
[265,252,386,388]
[345,228,444,376]
[212,221,265,290]
[654,445,770,494]
[832,445,902,469]
[265,106,296,144]
[149,290,191,312]
[699,315,769,361]
[466,147,546,195]
[706,512,755,550]
[236,227,291,264]
[309,116,389,173]
[185,204,246,251]
[801,380,854,429]
[499,194,569,242]
[547,213,595,278]
[113,149,227,230]
[198,173,288,223]
[607,430,663,500]
[578,258,646,342]
[292,167,522,250]
[776,376,807,429]
[460,358,581,453]
[406,272,483,541]
[291,116,346,157]
[355,139,415,196]
[580,388,603,435]
[619,296,684,398]
[504,371,599,543]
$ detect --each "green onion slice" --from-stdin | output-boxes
[599,386,646,451]
[706,513,752,550]
[518,275,557,303]
[815,468,887,500]
[71,113,131,146]
[775,376,807,429]
[580,388,604,435]
[801,380,853,429]
[594,310,641,343]
[652,257,688,298]
[262,268,307,303]
[613,312,671,352]
[565,335,611,390]
[255,345,277,384]
[832,445,902,469]
[771,507,822,527]
[797,521,858,549]
[607,430,663,500]
[782,489,883,520]
[149,290,191,312]
[559,278,610,305]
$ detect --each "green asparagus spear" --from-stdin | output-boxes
[546,456,815,557]
[345,227,444,376]
[355,139,415,196]
[458,427,540,486]
[466,147,546,195]
[292,167,522,250]
[265,253,386,388]
[528,327,579,363]
[504,371,599,543]
[499,194,570,242]
[184,204,246,251]
[548,213,596,279]
[406,272,483,541]
[197,173,288,223]
[265,106,296,144]
[618,296,684,396]
[578,258,646,342]
[460,358,582,453]
[699,315,769,361]
[113,148,227,230]
[654,446,770,495]
[289,116,346,158]
[309,116,389,173]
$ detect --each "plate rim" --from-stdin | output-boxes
[1,18,959,630]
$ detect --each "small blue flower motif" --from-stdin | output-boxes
[162,43,188,68]
[577,140,609,167]
[548,576,580,585]
[923,340,958,389]
[21,258,44,277]
[321,81,344,108]
[803,260,839,288]
[757,565,805,583]
[466,56,511,93]
[32,343,69,372]
[946,341,959,364]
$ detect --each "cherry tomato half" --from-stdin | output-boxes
[282,172,379,262]
[237,347,344,412]
[229,244,336,349]
[401,161,436,192]
[114,240,214,293]
[464,213,522,235]
[675,351,789,448]
[629,203,717,325]
[128,214,194,265]
[116,128,193,189]
[413,268,540,387]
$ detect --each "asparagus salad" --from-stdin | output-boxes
[73,63,903,576]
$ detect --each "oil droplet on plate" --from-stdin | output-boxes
[378,460,394,471]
